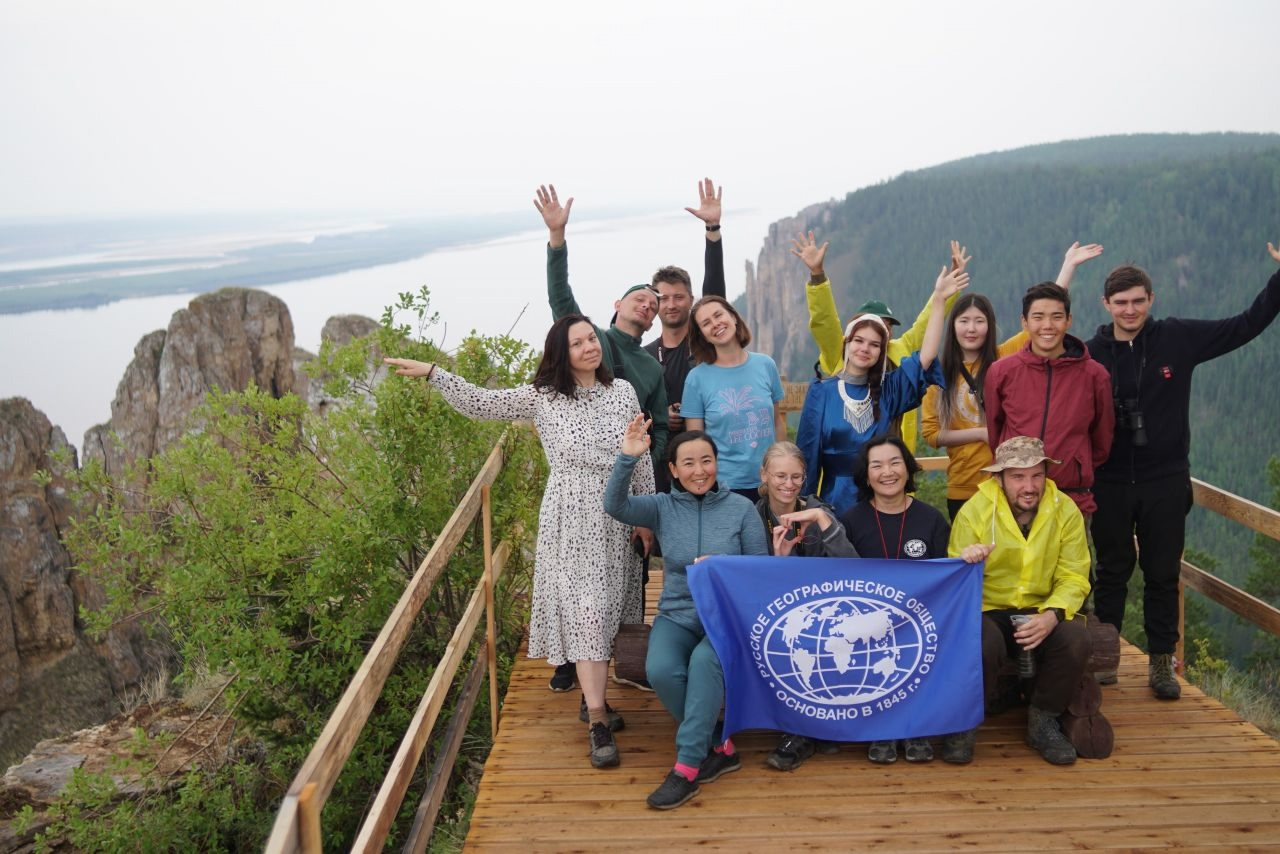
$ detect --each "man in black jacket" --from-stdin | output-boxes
[1088,240,1280,700]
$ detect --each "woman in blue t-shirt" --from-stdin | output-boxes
[681,295,786,501]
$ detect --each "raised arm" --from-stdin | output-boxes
[1054,241,1104,290]
[918,266,970,370]
[891,242,966,360]
[536,184,581,320]
[603,415,665,529]
[793,231,845,376]
[1182,245,1280,364]
[685,177,726,297]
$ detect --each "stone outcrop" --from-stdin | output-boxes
[293,313,383,414]
[746,201,841,380]
[0,399,78,711]
[83,288,295,476]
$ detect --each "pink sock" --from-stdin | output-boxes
[673,762,698,782]
[716,737,736,756]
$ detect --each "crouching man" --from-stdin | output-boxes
[944,436,1092,765]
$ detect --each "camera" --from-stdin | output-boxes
[1115,397,1148,447]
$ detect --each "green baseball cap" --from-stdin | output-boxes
[854,299,900,325]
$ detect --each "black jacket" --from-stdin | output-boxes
[1086,267,1280,483]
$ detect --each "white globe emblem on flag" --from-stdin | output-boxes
[762,596,928,705]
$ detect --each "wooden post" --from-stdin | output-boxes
[483,484,499,736]
[298,782,322,854]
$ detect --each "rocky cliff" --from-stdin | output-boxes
[746,201,840,381]
[1,288,363,773]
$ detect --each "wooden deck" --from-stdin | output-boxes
[467,583,1280,852]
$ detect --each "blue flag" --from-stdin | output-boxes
[687,555,984,742]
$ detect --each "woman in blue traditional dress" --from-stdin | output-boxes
[796,265,969,516]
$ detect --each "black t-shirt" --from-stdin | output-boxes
[838,499,950,560]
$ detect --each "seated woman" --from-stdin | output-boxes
[681,295,787,502]
[839,435,951,764]
[604,421,768,811]
[797,263,967,515]
[753,441,858,772]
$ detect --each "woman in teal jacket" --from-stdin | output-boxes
[605,419,768,811]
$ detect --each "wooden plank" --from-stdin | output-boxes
[1193,477,1280,540]
[1182,559,1280,636]
[402,651,488,854]
[351,540,512,853]
[264,434,509,852]
[297,783,321,854]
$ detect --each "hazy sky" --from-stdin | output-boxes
[2,0,1276,223]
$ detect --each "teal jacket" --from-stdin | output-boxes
[548,243,668,465]
[605,452,768,633]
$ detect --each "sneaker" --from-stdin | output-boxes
[867,739,898,764]
[1094,668,1118,686]
[1149,653,1181,700]
[766,733,817,771]
[549,661,576,692]
[1026,706,1077,765]
[646,770,699,810]
[578,697,625,732]
[612,674,655,691]
[903,737,934,763]
[694,750,741,784]
[588,722,620,769]
[940,729,976,765]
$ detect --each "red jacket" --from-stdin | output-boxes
[983,335,1115,515]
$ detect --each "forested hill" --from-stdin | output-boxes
[747,133,1280,512]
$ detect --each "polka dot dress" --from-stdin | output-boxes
[430,369,652,663]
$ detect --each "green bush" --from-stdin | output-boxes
[46,287,547,850]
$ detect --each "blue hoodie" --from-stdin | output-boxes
[605,452,768,633]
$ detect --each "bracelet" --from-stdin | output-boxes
[425,365,436,381]
[705,224,721,232]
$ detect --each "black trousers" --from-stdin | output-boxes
[982,610,1091,715]
[1091,473,1193,655]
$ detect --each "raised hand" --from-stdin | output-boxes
[684,177,722,226]
[383,357,435,378]
[1268,241,1280,263]
[1063,241,1104,268]
[950,240,972,274]
[790,231,829,276]
[933,266,971,301]
[621,412,652,457]
[533,184,573,234]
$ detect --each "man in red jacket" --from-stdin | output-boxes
[984,282,1114,517]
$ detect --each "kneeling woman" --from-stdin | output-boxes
[754,441,858,772]
[839,435,951,764]
[605,421,768,810]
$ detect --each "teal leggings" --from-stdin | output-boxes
[646,615,724,767]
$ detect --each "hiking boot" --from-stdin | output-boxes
[646,770,699,810]
[903,737,934,763]
[940,729,976,764]
[867,740,898,764]
[694,750,741,784]
[1026,705,1077,765]
[612,674,655,691]
[1149,653,1181,700]
[579,697,625,732]
[549,661,576,692]
[1094,668,1118,686]
[766,733,817,771]
[588,722,620,769]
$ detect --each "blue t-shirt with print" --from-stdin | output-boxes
[681,352,785,489]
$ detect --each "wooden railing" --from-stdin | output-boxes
[264,431,519,853]
[1179,480,1280,664]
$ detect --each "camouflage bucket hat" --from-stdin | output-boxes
[981,436,1062,473]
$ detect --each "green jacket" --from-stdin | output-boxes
[547,243,668,465]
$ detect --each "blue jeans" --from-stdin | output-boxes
[646,614,724,767]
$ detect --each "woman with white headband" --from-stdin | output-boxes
[796,266,969,515]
